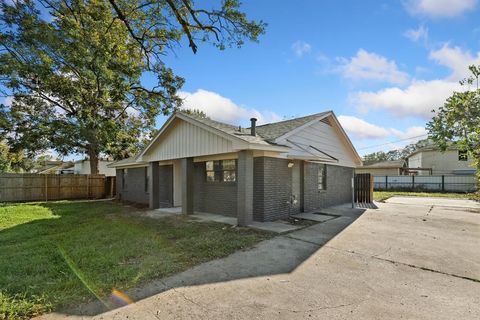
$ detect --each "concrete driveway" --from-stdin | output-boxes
[40,197,480,320]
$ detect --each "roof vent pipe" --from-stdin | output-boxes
[250,118,257,136]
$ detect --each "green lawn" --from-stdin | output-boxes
[374,191,480,202]
[0,201,272,319]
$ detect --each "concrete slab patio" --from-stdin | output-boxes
[385,196,480,209]
[38,197,480,320]
[142,208,302,233]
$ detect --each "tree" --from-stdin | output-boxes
[427,65,480,182]
[0,140,36,172]
[181,108,208,118]
[0,0,265,173]
[362,139,428,165]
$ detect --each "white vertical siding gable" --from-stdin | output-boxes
[143,118,234,161]
[277,116,360,168]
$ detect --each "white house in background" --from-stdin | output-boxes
[356,160,407,176]
[407,146,476,176]
[74,159,116,176]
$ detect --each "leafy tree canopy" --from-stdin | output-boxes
[0,0,265,173]
[181,108,208,118]
[362,139,428,165]
[427,65,480,181]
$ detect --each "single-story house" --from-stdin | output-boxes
[407,145,476,175]
[74,159,116,176]
[109,110,362,226]
[35,160,74,174]
[355,160,407,176]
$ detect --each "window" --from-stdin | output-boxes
[144,167,149,192]
[206,159,236,182]
[458,150,468,161]
[318,164,326,191]
[122,169,128,189]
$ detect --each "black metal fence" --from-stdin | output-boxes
[373,175,477,192]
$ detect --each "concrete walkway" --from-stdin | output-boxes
[142,207,301,233]
[38,198,480,319]
[385,196,480,208]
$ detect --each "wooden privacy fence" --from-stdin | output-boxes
[354,173,373,203]
[0,174,114,202]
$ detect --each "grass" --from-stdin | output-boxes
[374,191,480,202]
[0,201,272,319]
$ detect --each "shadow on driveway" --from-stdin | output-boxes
[61,205,367,317]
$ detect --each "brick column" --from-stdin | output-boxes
[149,162,160,209]
[237,150,254,226]
[181,157,194,214]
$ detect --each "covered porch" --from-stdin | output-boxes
[147,150,255,226]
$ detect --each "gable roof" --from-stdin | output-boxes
[254,112,330,141]
[110,109,361,167]
[183,112,276,146]
[407,144,460,158]
[107,157,147,168]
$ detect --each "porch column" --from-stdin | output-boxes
[237,150,254,226]
[148,161,160,209]
[181,157,194,214]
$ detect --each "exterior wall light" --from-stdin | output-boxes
[287,162,294,168]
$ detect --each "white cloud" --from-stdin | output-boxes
[390,126,428,139]
[351,79,461,118]
[429,44,480,80]
[179,89,281,125]
[1,96,13,107]
[348,44,480,118]
[404,25,429,42]
[337,115,391,139]
[405,0,477,18]
[337,49,409,85]
[338,115,428,143]
[291,41,311,57]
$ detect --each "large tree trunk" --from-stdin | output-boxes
[88,148,99,174]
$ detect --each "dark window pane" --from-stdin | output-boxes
[222,160,236,170]
[206,171,215,182]
[318,165,326,190]
[214,171,222,182]
[223,170,236,182]
[458,150,468,161]
[206,161,214,171]
[213,160,222,171]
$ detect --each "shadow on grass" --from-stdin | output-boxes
[0,201,366,318]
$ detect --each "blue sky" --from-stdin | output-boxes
[3,0,480,159]
[152,0,480,156]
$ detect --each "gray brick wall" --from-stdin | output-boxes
[193,162,237,216]
[116,159,353,219]
[116,165,174,207]
[304,163,353,212]
[253,157,293,222]
[116,167,149,205]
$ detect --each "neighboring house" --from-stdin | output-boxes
[74,159,116,176]
[109,111,362,225]
[36,160,74,174]
[407,146,476,175]
[356,160,407,176]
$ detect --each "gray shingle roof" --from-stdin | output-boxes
[181,111,280,146]
[111,110,334,167]
[254,111,331,141]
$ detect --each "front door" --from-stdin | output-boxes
[159,165,174,207]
